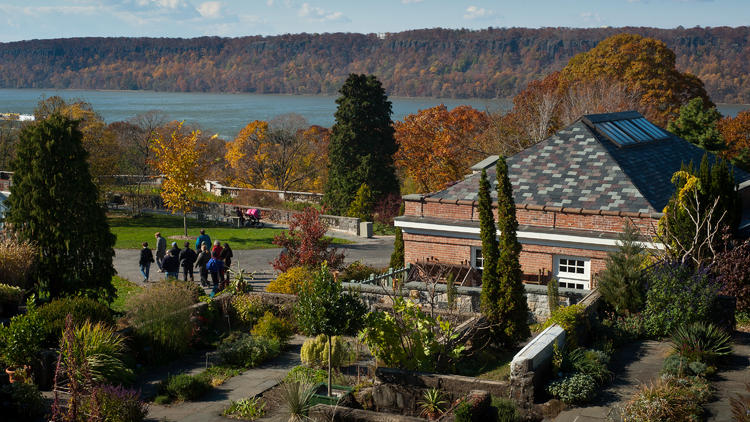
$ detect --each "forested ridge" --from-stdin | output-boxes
[1,26,749,102]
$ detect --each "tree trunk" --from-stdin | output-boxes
[183,212,188,236]
[327,335,332,397]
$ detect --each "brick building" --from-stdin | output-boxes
[395,111,750,291]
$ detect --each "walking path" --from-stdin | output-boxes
[552,332,750,422]
[143,337,304,422]
[114,230,395,287]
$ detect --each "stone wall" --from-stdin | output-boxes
[508,289,602,409]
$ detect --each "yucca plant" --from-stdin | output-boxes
[670,322,732,364]
[419,388,448,420]
[279,380,316,422]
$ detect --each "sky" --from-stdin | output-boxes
[1,0,748,42]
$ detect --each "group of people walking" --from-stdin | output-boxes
[139,229,233,294]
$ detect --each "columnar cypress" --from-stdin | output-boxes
[6,113,116,301]
[478,169,500,323]
[494,157,530,344]
[324,74,400,215]
[389,202,405,269]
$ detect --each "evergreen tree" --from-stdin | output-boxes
[667,97,725,153]
[324,74,400,215]
[478,169,501,325]
[597,223,649,315]
[494,157,530,344]
[7,113,116,301]
[347,183,374,221]
[389,202,405,269]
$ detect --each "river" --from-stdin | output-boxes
[0,88,746,139]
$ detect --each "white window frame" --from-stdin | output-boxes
[554,255,590,290]
[471,246,484,270]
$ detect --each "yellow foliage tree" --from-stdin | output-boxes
[149,122,209,235]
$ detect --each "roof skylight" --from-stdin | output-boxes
[587,113,670,147]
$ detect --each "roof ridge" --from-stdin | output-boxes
[578,119,659,214]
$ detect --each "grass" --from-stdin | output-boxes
[455,349,516,381]
[110,275,143,313]
[108,213,352,250]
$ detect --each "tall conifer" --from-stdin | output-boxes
[494,157,530,344]
[7,113,116,301]
[389,202,405,269]
[324,74,400,215]
[478,169,500,323]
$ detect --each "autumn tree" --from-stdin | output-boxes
[667,97,725,153]
[560,33,711,126]
[324,74,400,215]
[109,110,167,215]
[149,122,209,235]
[225,114,327,192]
[718,109,750,171]
[395,105,490,193]
[6,113,116,301]
[494,157,530,344]
[272,207,345,272]
[34,96,121,190]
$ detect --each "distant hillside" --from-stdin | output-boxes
[1,27,749,103]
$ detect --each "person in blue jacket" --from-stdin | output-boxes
[195,229,211,251]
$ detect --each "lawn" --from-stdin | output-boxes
[108,213,351,250]
[110,275,143,313]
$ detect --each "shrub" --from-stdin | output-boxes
[596,223,649,315]
[715,238,750,313]
[337,261,380,283]
[230,294,269,327]
[217,333,281,368]
[88,384,149,422]
[542,304,585,348]
[0,382,45,420]
[37,296,114,346]
[0,306,44,368]
[251,311,294,344]
[623,376,711,421]
[347,183,373,222]
[568,348,612,384]
[202,365,241,387]
[300,335,353,369]
[160,373,212,402]
[492,397,521,422]
[266,266,314,295]
[453,401,472,422]
[546,278,559,313]
[670,321,731,364]
[662,354,711,377]
[546,373,598,404]
[224,396,266,420]
[0,283,23,305]
[60,320,133,384]
[126,281,197,362]
[284,365,327,384]
[0,231,36,290]
[601,312,647,345]
[643,262,719,337]
[272,207,344,272]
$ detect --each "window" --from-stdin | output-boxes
[554,255,590,290]
[471,247,484,270]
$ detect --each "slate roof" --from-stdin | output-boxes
[428,111,750,215]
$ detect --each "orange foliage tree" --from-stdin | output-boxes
[149,122,209,235]
[395,105,490,193]
[718,110,750,171]
[560,33,711,126]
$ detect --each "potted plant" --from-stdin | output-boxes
[1,307,44,383]
[419,388,448,420]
